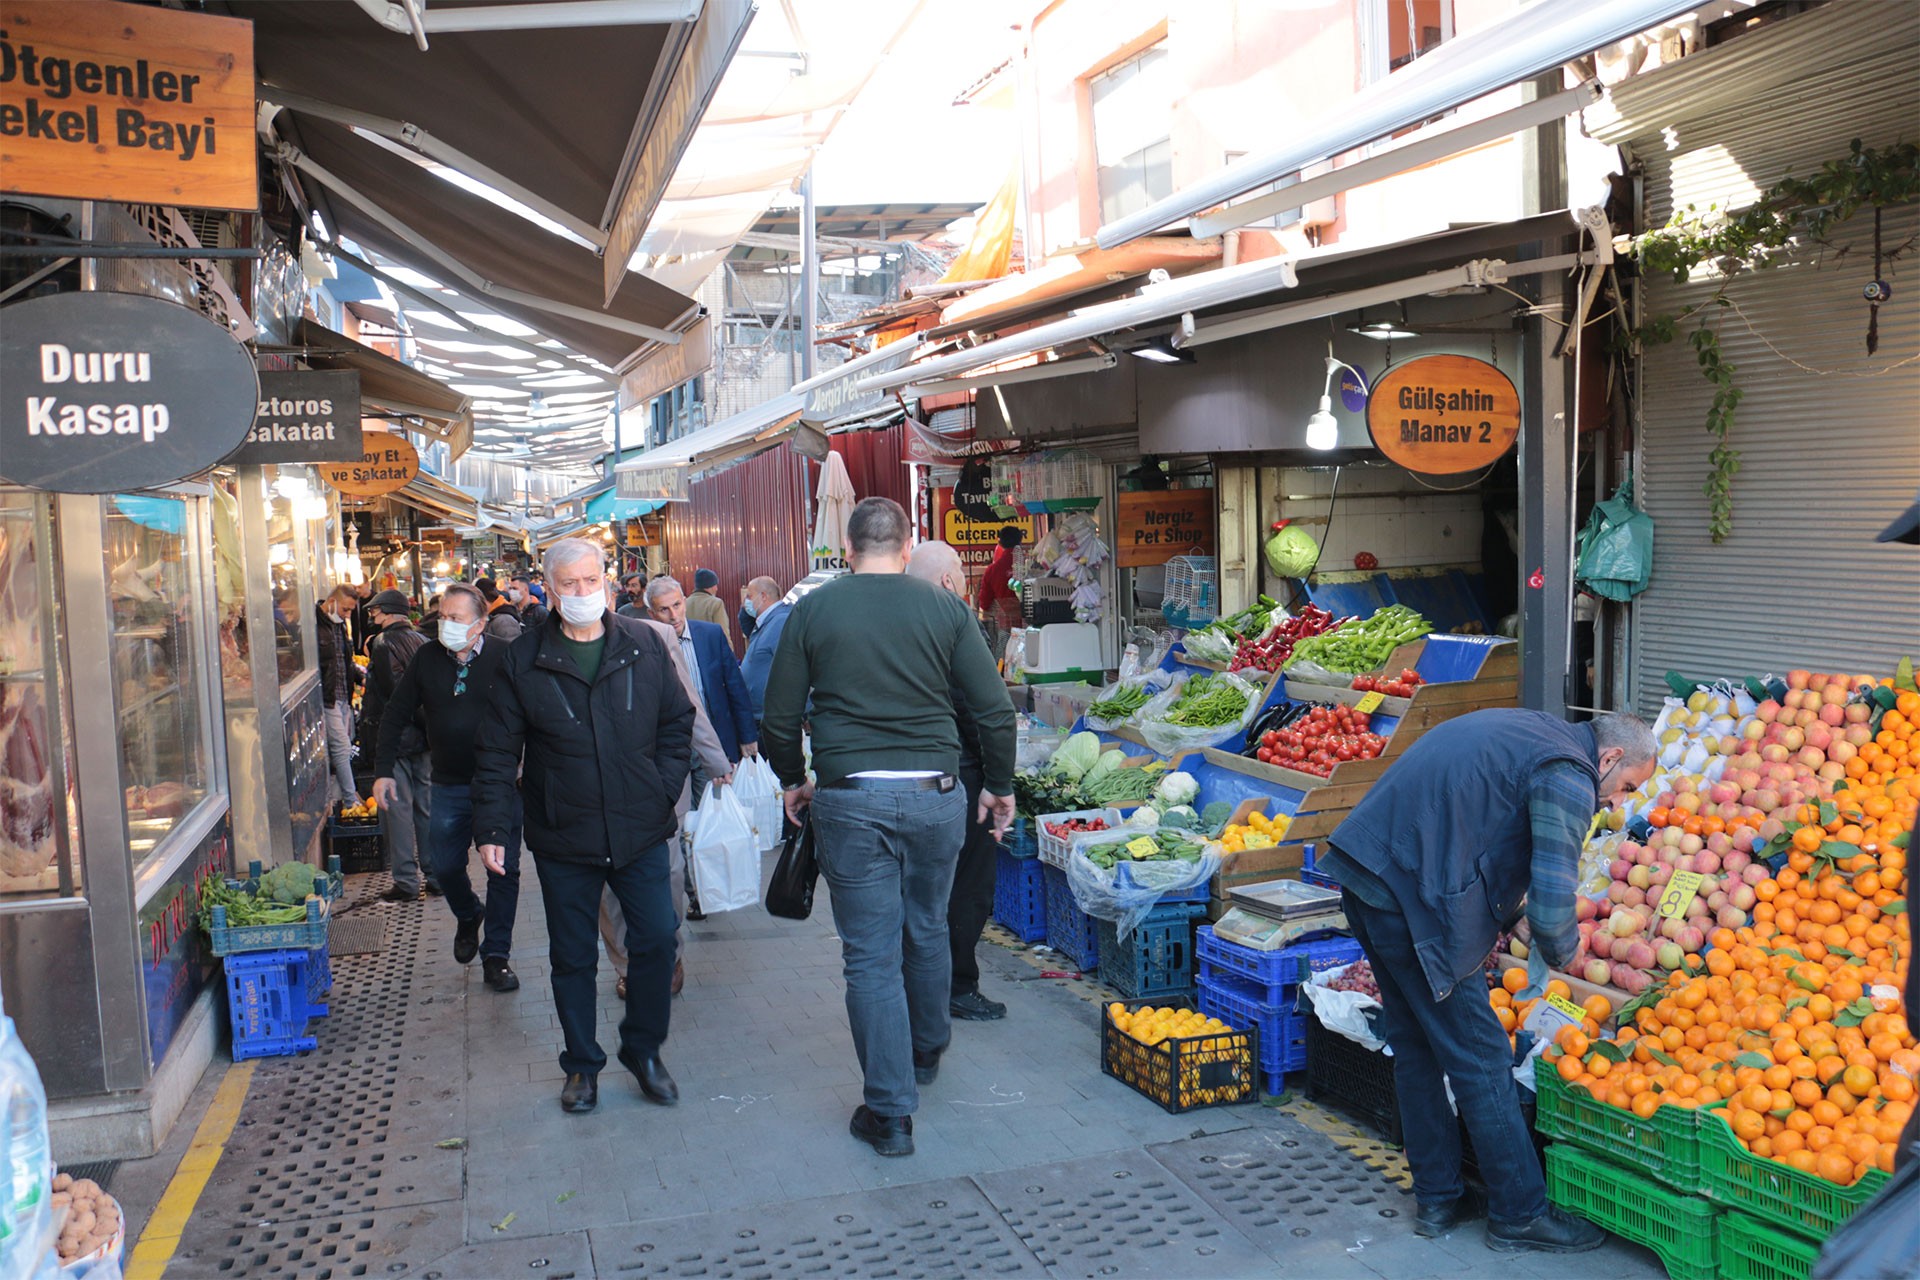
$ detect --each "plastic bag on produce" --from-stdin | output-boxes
[1064,844,1219,941]
[1302,962,1389,1053]
[1281,658,1345,686]
[1134,670,1266,757]
[1651,695,1687,739]
[688,783,762,913]
[1084,670,1175,732]
[1178,627,1236,665]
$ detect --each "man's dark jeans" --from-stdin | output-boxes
[1341,888,1548,1225]
[811,782,966,1117]
[427,783,521,959]
[947,770,997,995]
[534,843,675,1078]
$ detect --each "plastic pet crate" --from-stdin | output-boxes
[1101,998,1259,1114]
[224,949,318,1061]
[1197,972,1309,1077]
[1304,1012,1402,1144]
[1041,863,1100,971]
[1194,927,1363,1002]
[1545,1143,1720,1280]
[993,847,1048,943]
[1095,901,1207,1000]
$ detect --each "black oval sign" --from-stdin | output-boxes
[0,291,260,493]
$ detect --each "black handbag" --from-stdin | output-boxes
[765,811,818,920]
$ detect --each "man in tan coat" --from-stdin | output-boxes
[685,567,732,644]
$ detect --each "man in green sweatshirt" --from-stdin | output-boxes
[762,497,1018,1158]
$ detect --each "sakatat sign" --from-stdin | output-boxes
[0,0,257,210]
[320,431,419,497]
[1365,354,1521,477]
[224,370,364,465]
[0,290,259,493]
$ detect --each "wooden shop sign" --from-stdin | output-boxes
[1116,488,1215,567]
[1366,354,1520,476]
[320,431,418,498]
[0,0,258,210]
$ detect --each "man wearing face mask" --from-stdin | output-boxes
[509,572,550,629]
[375,583,524,991]
[1316,710,1658,1254]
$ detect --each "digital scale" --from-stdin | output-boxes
[1212,878,1348,951]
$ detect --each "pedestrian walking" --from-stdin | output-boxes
[736,585,758,642]
[510,572,551,629]
[762,498,1018,1157]
[685,567,732,642]
[616,572,650,618]
[359,589,436,902]
[975,526,1024,664]
[906,541,1006,1021]
[737,575,789,723]
[1317,710,1657,1252]
[315,584,362,806]
[376,583,523,992]
[472,538,696,1115]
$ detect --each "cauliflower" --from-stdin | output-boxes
[1153,771,1198,807]
[1125,806,1160,831]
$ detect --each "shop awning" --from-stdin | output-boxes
[238,0,748,368]
[393,469,481,524]
[931,238,1223,335]
[612,392,804,501]
[584,488,665,524]
[291,318,474,456]
[1093,0,1704,248]
[532,516,591,551]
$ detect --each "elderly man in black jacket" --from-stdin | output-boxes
[472,538,696,1116]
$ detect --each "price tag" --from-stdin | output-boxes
[1353,690,1385,714]
[1125,836,1159,859]
[1657,870,1705,919]
[1521,996,1579,1038]
[1545,994,1587,1022]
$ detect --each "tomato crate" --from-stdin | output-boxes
[1545,1143,1719,1280]
[1715,1210,1822,1280]
[1304,1012,1402,1144]
[1696,1105,1888,1241]
[1533,1054,1707,1192]
[1036,808,1124,870]
[1101,998,1260,1114]
[1194,926,1362,1002]
[1197,972,1308,1075]
[1041,864,1100,971]
[993,847,1048,943]
[1095,901,1207,1000]
[224,949,318,1061]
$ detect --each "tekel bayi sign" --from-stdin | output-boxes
[0,290,259,493]
[225,370,363,465]
[1115,488,1216,568]
[320,431,418,498]
[1366,354,1520,476]
[0,0,258,210]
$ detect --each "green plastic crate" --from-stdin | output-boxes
[1533,1054,1707,1192]
[1716,1211,1822,1280]
[1696,1105,1889,1241]
[1545,1143,1719,1280]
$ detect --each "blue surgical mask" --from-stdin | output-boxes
[742,598,759,619]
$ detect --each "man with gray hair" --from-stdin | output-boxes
[1317,710,1657,1253]
[737,575,790,723]
[471,538,695,1115]
[762,499,1018,1158]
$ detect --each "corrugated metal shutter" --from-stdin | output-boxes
[1604,5,1920,710]
[667,444,813,653]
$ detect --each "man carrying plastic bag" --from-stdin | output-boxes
[687,781,762,913]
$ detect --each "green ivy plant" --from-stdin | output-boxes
[1625,140,1920,542]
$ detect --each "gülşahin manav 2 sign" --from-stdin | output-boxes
[0,290,260,493]
[1365,354,1520,477]
[225,370,364,465]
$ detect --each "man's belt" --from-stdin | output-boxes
[822,774,957,793]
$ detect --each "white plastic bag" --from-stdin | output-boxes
[1301,961,1389,1053]
[737,757,785,851]
[688,782,761,913]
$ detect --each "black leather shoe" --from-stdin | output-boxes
[1415,1185,1487,1238]
[913,1048,943,1086]
[560,1073,597,1114]
[482,957,519,992]
[453,917,480,964]
[618,1048,679,1105]
[1486,1208,1607,1253]
[849,1105,913,1157]
[950,989,1007,1021]
[423,881,444,897]
[379,885,419,903]
[685,898,706,922]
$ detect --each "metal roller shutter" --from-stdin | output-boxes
[1593,5,1920,711]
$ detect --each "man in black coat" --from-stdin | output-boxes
[359,589,435,901]
[472,538,696,1115]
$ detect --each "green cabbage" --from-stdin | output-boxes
[1264,523,1320,578]
[1053,732,1103,783]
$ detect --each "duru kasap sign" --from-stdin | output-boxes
[0,291,260,493]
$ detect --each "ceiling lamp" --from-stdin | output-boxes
[1349,302,1418,341]
[1306,353,1365,452]
[1127,336,1194,364]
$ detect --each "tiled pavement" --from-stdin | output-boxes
[115,851,1672,1279]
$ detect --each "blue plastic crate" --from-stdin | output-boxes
[292,937,331,1019]
[1300,844,1342,892]
[1198,972,1309,1075]
[1003,817,1037,860]
[1194,927,1362,1002]
[224,950,317,1061]
[993,848,1048,943]
[1095,901,1208,1000]
[1041,863,1099,972]
[1111,861,1210,906]
[208,895,331,958]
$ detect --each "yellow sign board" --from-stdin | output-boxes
[320,432,419,498]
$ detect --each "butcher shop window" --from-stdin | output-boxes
[0,490,79,899]
[106,493,213,865]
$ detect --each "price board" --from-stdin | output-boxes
[1657,870,1706,920]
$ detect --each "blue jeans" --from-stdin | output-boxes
[810,781,967,1117]
[1341,889,1547,1225]
[428,783,521,959]
[535,844,676,1077]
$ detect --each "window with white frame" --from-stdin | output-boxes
[1090,43,1173,226]
[1361,0,1455,83]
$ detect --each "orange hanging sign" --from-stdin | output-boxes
[1365,354,1520,476]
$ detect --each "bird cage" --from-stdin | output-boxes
[1162,555,1218,627]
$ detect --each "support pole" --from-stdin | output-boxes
[800,168,819,382]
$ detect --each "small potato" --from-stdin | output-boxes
[51,1190,71,1208]
[52,1171,73,1192]
[72,1178,101,1198]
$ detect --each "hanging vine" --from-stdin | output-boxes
[1624,139,1920,543]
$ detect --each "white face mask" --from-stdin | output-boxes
[557,591,603,625]
[438,619,473,650]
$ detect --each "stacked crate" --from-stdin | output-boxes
[1194,927,1361,1094]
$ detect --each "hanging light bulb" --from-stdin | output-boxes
[1306,351,1364,452]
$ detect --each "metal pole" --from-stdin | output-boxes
[800,168,818,382]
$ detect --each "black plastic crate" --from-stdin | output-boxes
[329,819,383,874]
[1101,997,1259,1114]
[1304,1011,1401,1144]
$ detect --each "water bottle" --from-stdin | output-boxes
[0,987,52,1278]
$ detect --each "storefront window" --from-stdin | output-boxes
[264,465,320,691]
[209,473,253,700]
[105,494,211,864]
[0,491,78,899]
